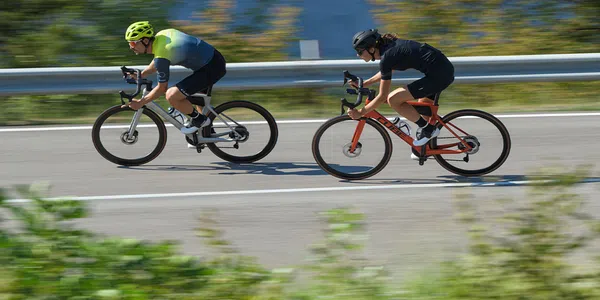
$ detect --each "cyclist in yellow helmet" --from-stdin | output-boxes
[123,21,227,135]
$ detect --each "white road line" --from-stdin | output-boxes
[1,112,600,133]
[4,179,578,203]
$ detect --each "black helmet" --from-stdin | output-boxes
[352,29,381,51]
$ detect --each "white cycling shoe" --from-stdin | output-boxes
[180,115,211,135]
[413,127,440,147]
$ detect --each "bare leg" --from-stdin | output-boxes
[165,87,196,114]
[386,86,421,122]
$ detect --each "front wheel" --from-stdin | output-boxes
[92,105,168,166]
[203,100,278,163]
[312,115,393,180]
[431,109,511,176]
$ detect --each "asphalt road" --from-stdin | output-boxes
[3,112,600,281]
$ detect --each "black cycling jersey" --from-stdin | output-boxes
[379,39,443,80]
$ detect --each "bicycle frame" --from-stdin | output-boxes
[350,99,474,156]
[125,88,245,144]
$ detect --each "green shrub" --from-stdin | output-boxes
[3,165,600,299]
[401,165,600,299]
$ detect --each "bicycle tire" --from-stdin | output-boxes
[312,115,393,180]
[203,100,278,163]
[92,105,167,166]
[431,109,511,176]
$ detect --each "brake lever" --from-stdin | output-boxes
[119,91,131,105]
[340,98,357,115]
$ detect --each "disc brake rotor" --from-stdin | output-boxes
[343,142,362,158]
[458,136,480,154]
[230,126,249,142]
[120,130,138,145]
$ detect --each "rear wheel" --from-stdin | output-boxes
[431,109,511,176]
[203,100,278,163]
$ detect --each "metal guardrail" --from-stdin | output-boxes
[0,53,599,96]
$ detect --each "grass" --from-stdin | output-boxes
[1,81,599,126]
[4,100,599,127]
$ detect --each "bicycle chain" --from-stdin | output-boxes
[432,136,469,162]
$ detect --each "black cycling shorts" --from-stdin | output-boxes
[176,49,226,105]
[407,54,455,100]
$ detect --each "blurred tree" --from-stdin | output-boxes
[171,0,302,62]
[1,0,174,68]
[368,0,599,56]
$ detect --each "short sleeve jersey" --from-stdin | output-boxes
[379,39,439,80]
[151,29,215,83]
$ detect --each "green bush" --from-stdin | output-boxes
[401,165,600,299]
[2,166,600,299]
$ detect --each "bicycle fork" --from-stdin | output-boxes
[124,89,150,140]
[122,108,144,141]
[349,119,367,153]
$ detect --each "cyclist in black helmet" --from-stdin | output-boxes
[347,29,455,160]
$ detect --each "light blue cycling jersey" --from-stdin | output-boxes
[152,28,215,83]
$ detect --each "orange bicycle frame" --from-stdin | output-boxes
[348,99,473,155]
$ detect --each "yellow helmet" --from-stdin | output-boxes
[125,21,154,41]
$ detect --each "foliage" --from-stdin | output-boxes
[2,1,598,126]
[171,0,301,62]
[1,0,175,68]
[3,166,600,298]
[401,165,600,299]
[368,0,600,56]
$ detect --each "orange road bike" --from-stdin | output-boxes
[312,71,511,180]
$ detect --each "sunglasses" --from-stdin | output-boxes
[356,48,366,56]
[128,39,142,48]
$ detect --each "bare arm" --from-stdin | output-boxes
[141,60,157,78]
[357,79,391,116]
[129,60,157,80]
[363,72,382,87]
[139,81,168,105]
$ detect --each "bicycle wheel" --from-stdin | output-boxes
[431,109,511,176]
[312,115,392,180]
[92,105,167,166]
[203,100,278,163]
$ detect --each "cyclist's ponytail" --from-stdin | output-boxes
[380,33,399,46]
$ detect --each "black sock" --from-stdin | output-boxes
[424,123,435,131]
[188,109,199,119]
[415,117,427,128]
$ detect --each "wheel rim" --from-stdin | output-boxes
[432,110,510,176]
[313,116,392,180]
[92,106,166,165]
[205,101,278,163]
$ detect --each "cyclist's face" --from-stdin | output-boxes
[356,47,372,61]
[357,47,378,62]
[128,39,145,54]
